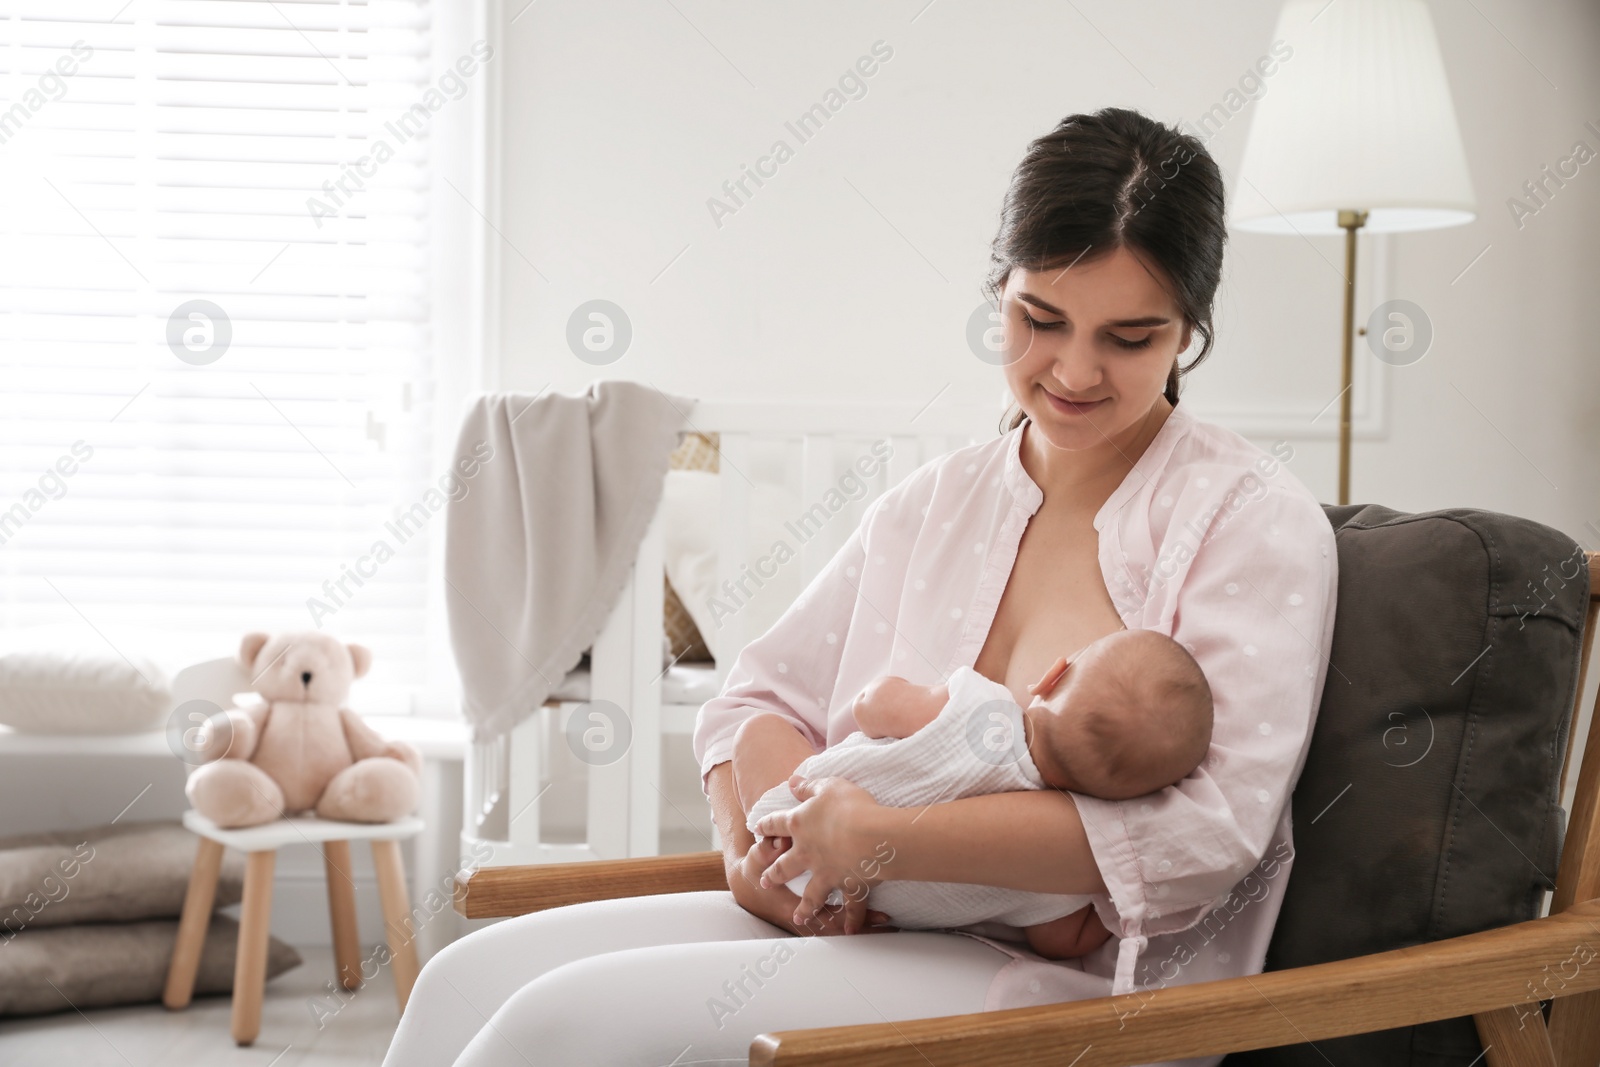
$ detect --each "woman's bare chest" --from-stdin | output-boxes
[972,508,1126,707]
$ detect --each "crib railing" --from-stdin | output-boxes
[463,399,998,869]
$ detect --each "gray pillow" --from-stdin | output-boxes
[0,914,301,1016]
[0,820,245,932]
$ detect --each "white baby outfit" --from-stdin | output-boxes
[746,663,1094,930]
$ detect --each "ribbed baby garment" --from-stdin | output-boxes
[746,665,1093,929]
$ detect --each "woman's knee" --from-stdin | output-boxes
[457,955,662,1066]
[403,924,486,1016]
[410,893,772,1017]
[406,906,560,1016]
[454,936,793,1065]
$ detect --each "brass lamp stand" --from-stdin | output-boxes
[1336,208,1368,506]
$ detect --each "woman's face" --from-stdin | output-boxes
[998,245,1193,452]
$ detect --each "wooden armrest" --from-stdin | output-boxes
[752,902,1600,1066]
[454,851,727,919]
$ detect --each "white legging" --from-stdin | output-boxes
[381,891,1013,1066]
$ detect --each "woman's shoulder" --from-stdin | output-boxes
[1129,407,1334,590]
[1130,410,1337,629]
[863,429,1016,528]
[1154,406,1325,521]
[902,429,1014,488]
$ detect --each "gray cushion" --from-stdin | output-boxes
[0,821,245,931]
[1226,505,1589,1066]
[0,914,301,1016]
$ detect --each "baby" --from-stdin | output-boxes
[733,627,1214,960]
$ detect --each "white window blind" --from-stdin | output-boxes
[0,1,448,702]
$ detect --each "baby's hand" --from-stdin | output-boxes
[1028,655,1072,703]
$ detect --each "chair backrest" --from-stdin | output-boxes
[1555,552,1600,910]
[1229,505,1597,1067]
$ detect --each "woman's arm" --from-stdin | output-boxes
[755,775,1107,926]
[693,490,892,790]
[730,714,816,814]
[869,789,1109,895]
[693,484,913,934]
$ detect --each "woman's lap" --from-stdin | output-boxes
[382,890,1012,1067]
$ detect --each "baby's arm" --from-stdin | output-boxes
[852,676,949,739]
[730,713,818,816]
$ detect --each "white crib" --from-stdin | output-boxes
[460,399,998,870]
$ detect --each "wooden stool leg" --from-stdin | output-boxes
[371,839,419,1012]
[232,850,276,1046]
[163,837,225,1010]
[323,840,363,991]
[1475,1004,1558,1067]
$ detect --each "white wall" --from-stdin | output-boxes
[488,0,1600,540]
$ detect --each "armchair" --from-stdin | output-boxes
[454,507,1599,1067]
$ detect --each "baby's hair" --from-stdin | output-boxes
[1048,630,1214,800]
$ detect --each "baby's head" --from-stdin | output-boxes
[1025,629,1213,801]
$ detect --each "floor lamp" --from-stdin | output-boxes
[1228,0,1477,505]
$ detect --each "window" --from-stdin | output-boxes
[0,1,481,709]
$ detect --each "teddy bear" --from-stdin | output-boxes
[184,631,422,829]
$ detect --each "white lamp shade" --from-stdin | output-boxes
[1229,0,1477,235]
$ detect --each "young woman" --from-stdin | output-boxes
[384,106,1338,1067]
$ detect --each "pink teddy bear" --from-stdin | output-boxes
[185,631,422,829]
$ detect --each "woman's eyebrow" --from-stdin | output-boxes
[1015,291,1170,328]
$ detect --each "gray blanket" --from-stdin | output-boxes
[445,381,692,740]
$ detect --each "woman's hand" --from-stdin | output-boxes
[710,759,877,937]
[728,835,892,937]
[752,774,896,934]
[705,757,891,937]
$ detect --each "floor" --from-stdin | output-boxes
[0,947,400,1067]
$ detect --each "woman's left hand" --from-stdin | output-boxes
[753,774,896,934]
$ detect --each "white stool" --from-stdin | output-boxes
[163,809,425,1046]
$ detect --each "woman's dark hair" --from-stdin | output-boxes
[987,107,1227,434]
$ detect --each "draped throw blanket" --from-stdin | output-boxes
[444,382,692,741]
